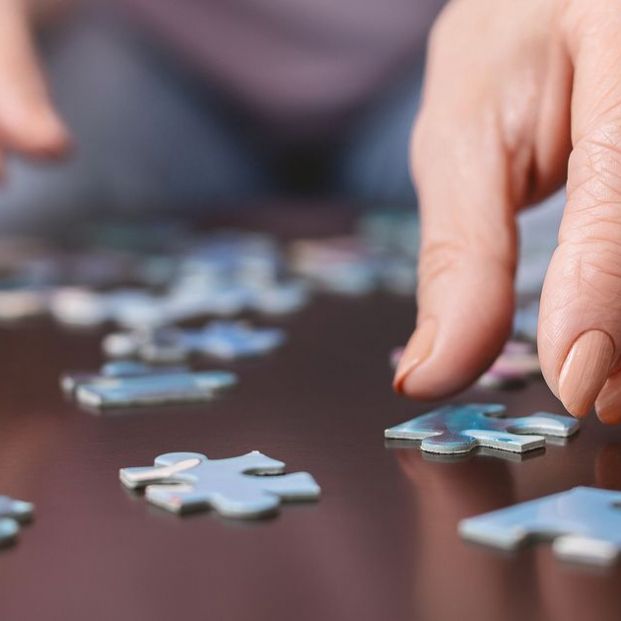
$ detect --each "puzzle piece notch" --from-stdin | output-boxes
[120,451,321,519]
[0,496,34,547]
[384,403,579,455]
[459,487,621,566]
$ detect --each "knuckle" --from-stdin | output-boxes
[558,239,621,306]
[418,237,513,290]
[418,239,464,286]
[568,126,621,209]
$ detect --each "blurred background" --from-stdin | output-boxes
[0,0,562,296]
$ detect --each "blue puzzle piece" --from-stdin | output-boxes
[120,451,320,519]
[459,487,621,566]
[384,403,579,455]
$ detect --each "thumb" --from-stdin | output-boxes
[0,0,70,158]
[538,4,621,422]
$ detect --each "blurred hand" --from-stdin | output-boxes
[395,0,621,424]
[0,0,70,175]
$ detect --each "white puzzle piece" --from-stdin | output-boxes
[459,487,621,566]
[120,451,321,519]
[384,403,579,455]
[0,496,34,547]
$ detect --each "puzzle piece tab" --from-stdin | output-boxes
[120,451,320,519]
[0,496,34,547]
[384,403,579,454]
[459,487,621,566]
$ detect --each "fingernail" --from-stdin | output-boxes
[393,319,436,394]
[559,330,615,418]
[595,395,621,424]
[595,378,621,424]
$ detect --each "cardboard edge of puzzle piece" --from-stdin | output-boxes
[505,411,580,439]
[551,535,620,566]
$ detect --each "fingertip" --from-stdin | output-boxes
[395,324,508,400]
[595,377,621,424]
[393,319,437,396]
[0,105,71,158]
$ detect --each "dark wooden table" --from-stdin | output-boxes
[0,211,620,621]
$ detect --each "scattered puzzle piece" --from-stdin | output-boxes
[75,370,237,408]
[182,321,285,360]
[0,496,34,547]
[384,403,579,455]
[459,487,621,566]
[120,451,320,519]
[103,321,285,363]
[61,361,188,394]
[477,341,541,389]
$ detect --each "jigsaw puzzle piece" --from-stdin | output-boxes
[0,496,34,547]
[384,404,578,455]
[120,451,321,519]
[76,371,237,408]
[133,451,306,517]
[459,487,621,566]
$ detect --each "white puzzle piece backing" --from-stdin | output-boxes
[459,487,621,566]
[384,403,579,455]
[120,451,320,519]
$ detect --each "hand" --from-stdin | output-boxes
[395,0,621,423]
[0,0,70,177]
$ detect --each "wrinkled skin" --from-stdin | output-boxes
[396,0,621,423]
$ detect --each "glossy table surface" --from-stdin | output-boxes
[0,212,620,621]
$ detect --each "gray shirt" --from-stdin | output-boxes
[122,0,445,134]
